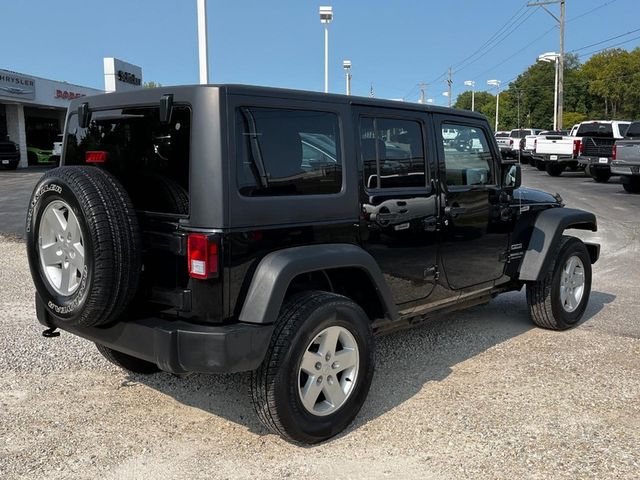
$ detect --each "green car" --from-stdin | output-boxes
[27,146,54,165]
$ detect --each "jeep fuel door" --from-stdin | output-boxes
[435,117,510,290]
[355,109,439,306]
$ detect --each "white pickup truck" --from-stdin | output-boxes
[494,131,511,157]
[524,130,566,169]
[533,124,581,176]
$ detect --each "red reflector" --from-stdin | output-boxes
[85,151,108,163]
[573,139,581,156]
[187,234,219,279]
[612,144,617,160]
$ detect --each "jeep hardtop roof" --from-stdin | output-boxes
[68,83,487,120]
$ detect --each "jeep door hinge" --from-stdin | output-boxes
[424,265,439,280]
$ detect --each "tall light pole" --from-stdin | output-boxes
[487,79,501,131]
[464,80,476,111]
[538,52,560,130]
[319,6,333,93]
[343,60,352,95]
[528,0,565,128]
[197,0,209,84]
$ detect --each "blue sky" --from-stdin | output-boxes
[1,0,638,104]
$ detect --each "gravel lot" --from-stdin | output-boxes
[1,167,638,479]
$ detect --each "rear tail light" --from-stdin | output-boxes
[509,139,513,146]
[85,151,108,163]
[612,144,617,160]
[573,139,582,156]
[187,234,219,279]
[579,140,584,155]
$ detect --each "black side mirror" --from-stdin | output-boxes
[160,94,173,124]
[502,162,521,190]
[78,102,91,128]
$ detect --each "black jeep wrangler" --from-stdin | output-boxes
[27,85,599,444]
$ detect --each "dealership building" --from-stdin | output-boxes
[1,58,142,168]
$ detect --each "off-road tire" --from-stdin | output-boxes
[95,343,160,374]
[26,166,141,327]
[546,162,564,177]
[250,291,375,444]
[622,178,640,193]
[587,166,612,183]
[526,236,592,330]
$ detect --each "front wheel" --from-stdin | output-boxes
[251,291,375,444]
[526,236,592,330]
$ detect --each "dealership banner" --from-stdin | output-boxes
[0,69,36,100]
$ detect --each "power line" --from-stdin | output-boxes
[566,0,618,24]
[472,24,557,81]
[451,2,529,70]
[580,33,640,57]
[454,8,538,75]
[569,27,640,53]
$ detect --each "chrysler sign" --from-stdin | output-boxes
[0,70,36,100]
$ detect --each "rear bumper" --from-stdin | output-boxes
[534,153,575,162]
[0,152,19,166]
[36,295,273,374]
[578,156,612,166]
[611,162,640,176]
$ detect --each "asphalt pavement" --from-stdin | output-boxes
[0,164,639,479]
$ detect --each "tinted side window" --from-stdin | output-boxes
[441,124,494,186]
[236,108,342,197]
[359,117,426,189]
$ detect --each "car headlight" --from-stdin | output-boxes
[15,144,19,151]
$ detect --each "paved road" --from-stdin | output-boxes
[0,168,51,238]
[1,164,639,479]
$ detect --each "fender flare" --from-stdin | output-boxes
[238,244,398,324]
[519,207,598,282]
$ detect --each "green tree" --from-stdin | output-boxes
[454,90,497,128]
[582,49,633,118]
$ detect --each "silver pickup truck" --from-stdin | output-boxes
[611,121,640,193]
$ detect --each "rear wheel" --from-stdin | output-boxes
[587,166,612,183]
[546,162,564,177]
[526,236,592,330]
[622,177,640,193]
[251,291,374,444]
[95,344,159,374]
[536,161,546,171]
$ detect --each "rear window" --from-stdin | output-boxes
[576,122,613,137]
[236,107,342,197]
[625,122,640,138]
[64,106,191,215]
[509,129,530,138]
[495,132,509,137]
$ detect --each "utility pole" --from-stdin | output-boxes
[197,0,209,84]
[447,67,453,107]
[528,0,565,129]
[418,82,427,104]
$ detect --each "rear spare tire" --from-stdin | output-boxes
[26,166,141,327]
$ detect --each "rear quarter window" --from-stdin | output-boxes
[236,107,342,197]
